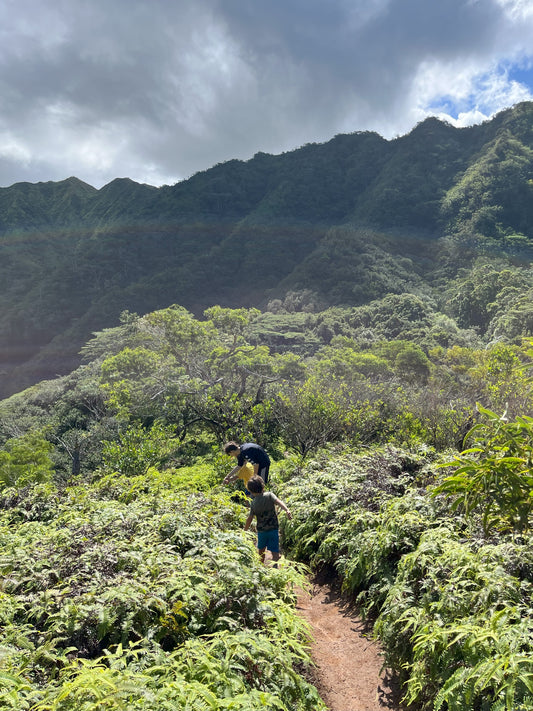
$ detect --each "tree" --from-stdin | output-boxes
[274,381,347,458]
[445,263,530,333]
[100,347,178,420]
[140,306,217,378]
[311,341,393,384]
[0,430,54,489]
[101,421,178,476]
[204,305,260,347]
[394,343,431,383]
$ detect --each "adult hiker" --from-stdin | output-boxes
[222,440,271,486]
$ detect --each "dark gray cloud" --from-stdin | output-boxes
[0,0,531,188]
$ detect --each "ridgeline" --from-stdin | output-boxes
[1,101,532,397]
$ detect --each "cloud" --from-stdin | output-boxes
[0,0,531,188]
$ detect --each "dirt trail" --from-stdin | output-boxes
[296,570,404,711]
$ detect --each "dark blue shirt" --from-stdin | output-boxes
[237,442,270,468]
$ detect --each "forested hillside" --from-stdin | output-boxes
[1,101,533,398]
[0,302,532,709]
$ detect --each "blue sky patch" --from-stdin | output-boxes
[506,59,533,90]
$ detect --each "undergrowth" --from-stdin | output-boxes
[278,445,533,711]
[0,465,325,710]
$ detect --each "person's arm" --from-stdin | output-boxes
[244,512,254,531]
[223,465,241,485]
[274,495,292,520]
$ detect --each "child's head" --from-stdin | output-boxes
[224,441,240,456]
[247,475,265,495]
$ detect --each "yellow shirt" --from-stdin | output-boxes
[237,462,255,485]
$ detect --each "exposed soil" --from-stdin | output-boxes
[295,567,405,711]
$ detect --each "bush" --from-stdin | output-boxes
[0,430,53,489]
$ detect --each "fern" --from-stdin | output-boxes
[434,650,533,711]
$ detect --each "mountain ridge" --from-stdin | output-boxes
[1,101,532,398]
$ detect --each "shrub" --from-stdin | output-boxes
[0,431,53,489]
[434,404,533,533]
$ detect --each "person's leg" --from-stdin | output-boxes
[266,529,280,566]
[257,530,269,564]
[258,464,269,484]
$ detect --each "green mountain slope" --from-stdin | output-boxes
[1,102,533,398]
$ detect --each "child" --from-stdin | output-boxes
[244,475,292,566]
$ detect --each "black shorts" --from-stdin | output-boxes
[257,464,270,484]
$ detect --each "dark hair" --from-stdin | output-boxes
[224,441,240,454]
[247,475,264,494]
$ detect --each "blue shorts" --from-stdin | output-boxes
[257,529,279,553]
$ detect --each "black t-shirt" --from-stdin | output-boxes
[237,442,270,468]
[250,491,280,531]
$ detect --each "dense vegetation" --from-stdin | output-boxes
[1,100,533,709]
[0,465,324,709]
[1,299,533,709]
[1,102,533,397]
[278,439,533,711]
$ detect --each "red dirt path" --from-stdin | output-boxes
[296,570,404,711]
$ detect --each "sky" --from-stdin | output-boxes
[0,0,532,190]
